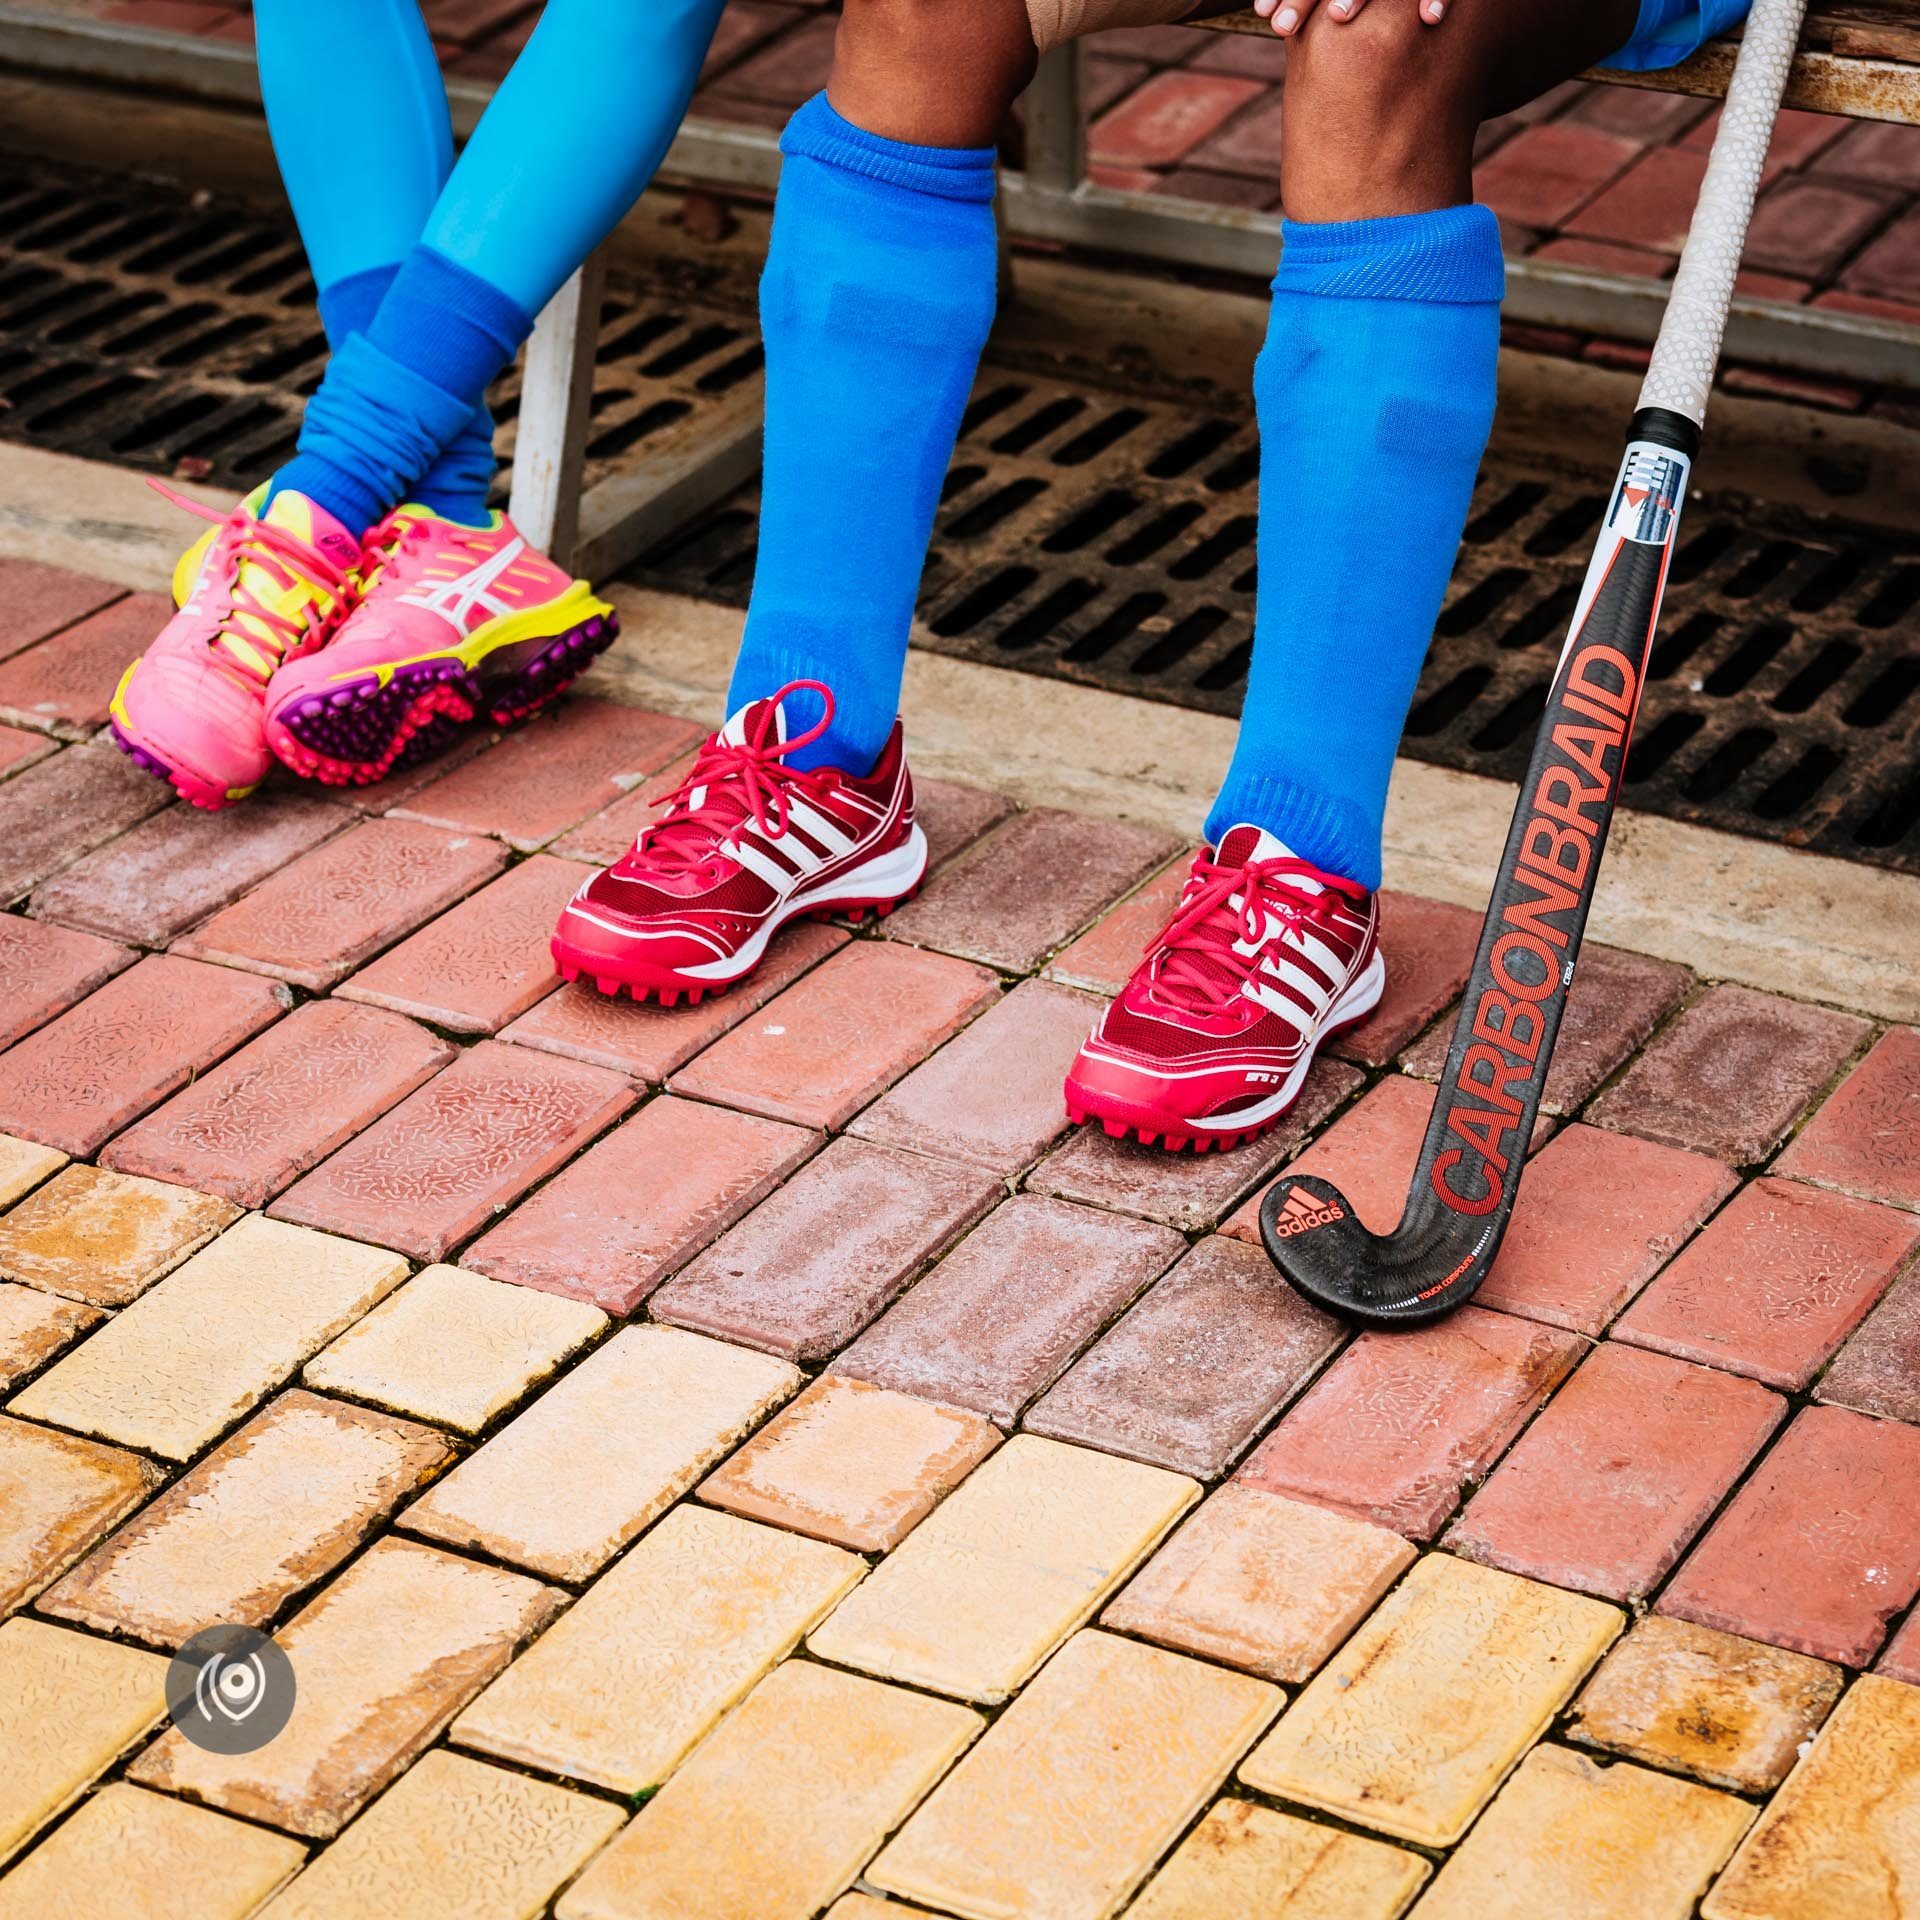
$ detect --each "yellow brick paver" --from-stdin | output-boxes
[261,1750,622,1920]
[129,1536,560,1838]
[808,1433,1197,1702]
[404,1324,799,1582]
[1703,1672,1920,1920]
[1104,1483,1416,1684]
[454,1503,862,1793]
[0,1284,99,1391]
[1568,1615,1843,1794]
[700,1373,1001,1552]
[871,1629,1280,1920]
[0,1617,169,1863]
[556,1658,981,1920]
[11,1215,407,1461]
[1418,1744,1752,1919]
[304,1262,608,1437]
[0,1164,236,1307]
[40,1390,454,1647]
[0,1135,66,1209]
[1129,1798,1427,1920]
[1239,1552,1622,1847]
[0,1783,305,1920]
[0,1414,160,1614]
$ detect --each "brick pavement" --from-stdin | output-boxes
[2,546,1920,1914]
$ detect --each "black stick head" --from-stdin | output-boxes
[1259,1173,1502,1330]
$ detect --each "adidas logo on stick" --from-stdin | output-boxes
[1269,1189,1347,1239]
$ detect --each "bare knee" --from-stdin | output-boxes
[832,0,1036,146]
[1282,5,1478,220]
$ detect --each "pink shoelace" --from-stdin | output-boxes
[633,679,844,882]
[154,480,350,687]
[1150,850,1365,1015]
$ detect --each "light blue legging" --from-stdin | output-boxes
[254,0,725,529]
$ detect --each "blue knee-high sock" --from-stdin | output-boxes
[266,0,726,536]
[258,0,493,524]
[728,94,999,774]
[1207,206,1504,890]
[315,268,496,525]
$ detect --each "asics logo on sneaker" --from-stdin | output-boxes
[1269,1189,1347,1238]
[398,536,527,633]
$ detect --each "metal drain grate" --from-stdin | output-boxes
[1,160,1916,874]
[0,160,761,499]
[643,373,1920,875]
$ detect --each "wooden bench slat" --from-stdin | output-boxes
[1194,4,1920,124]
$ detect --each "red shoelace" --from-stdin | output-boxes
[1150,850,1365,1015]
[154,481,351,688]
[633,679,844,882]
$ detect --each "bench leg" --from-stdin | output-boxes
[507,245,608,574]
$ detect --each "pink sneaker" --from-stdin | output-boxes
[110,485,361,810]
[263,504,617,786]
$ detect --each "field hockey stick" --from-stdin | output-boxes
[1260,0,1811,1328]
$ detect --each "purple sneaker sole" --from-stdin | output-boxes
[266,609,619,787]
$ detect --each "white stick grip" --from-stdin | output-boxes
[1637,0,1811,425]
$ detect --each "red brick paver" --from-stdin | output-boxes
[1566,145,1710,254]
[30,791,348,948]
[1030,1055,1362,1234]
[466,1094,817,1314]
[1090,70,1263,169]
[915,776,1020,877]
[0,593,167,737]
[338,854,583,1035]
[1614,1177,1920,1390]
[395,699,701,851]
[0,743,170,906]
[1660,1403,1920,1667]
[653,1137,1001,1362]
[500,923,848,1084]
[886,807,1181,975]
[0,953,287,1156]
[849,977,1098,1176]
[1043,857,1191,997]
[1223,1071,1436,1244]
[1449,1342,1784,1602]
[99,1001,455,1209]
[0,726,54,781]
[1328,891,1478,1068]
[271,1041,634,1262]
[1818,1264,1920,1425]
[1476,123,1640,233]
[0,915,132,1050]
[1404,942,1693,1116]
[1236,1306,1584,1540]
[1777,1025,1920,1211]
[670,940,1000,1132]
[175,817,508,992]
[1589,983,1868,1164]
[0,558,123,662]
[1474,1124,1739,1335]
[834,1192,1184,1424]
[1026,1234,1343,1479]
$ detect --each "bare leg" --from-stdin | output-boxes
[1279,0,1641,220]
[829,0,1037,146]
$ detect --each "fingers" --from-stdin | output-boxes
[1254,0,1323,36]
[1257,0,1449,30]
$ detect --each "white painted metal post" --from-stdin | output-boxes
[507,245,608,573]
